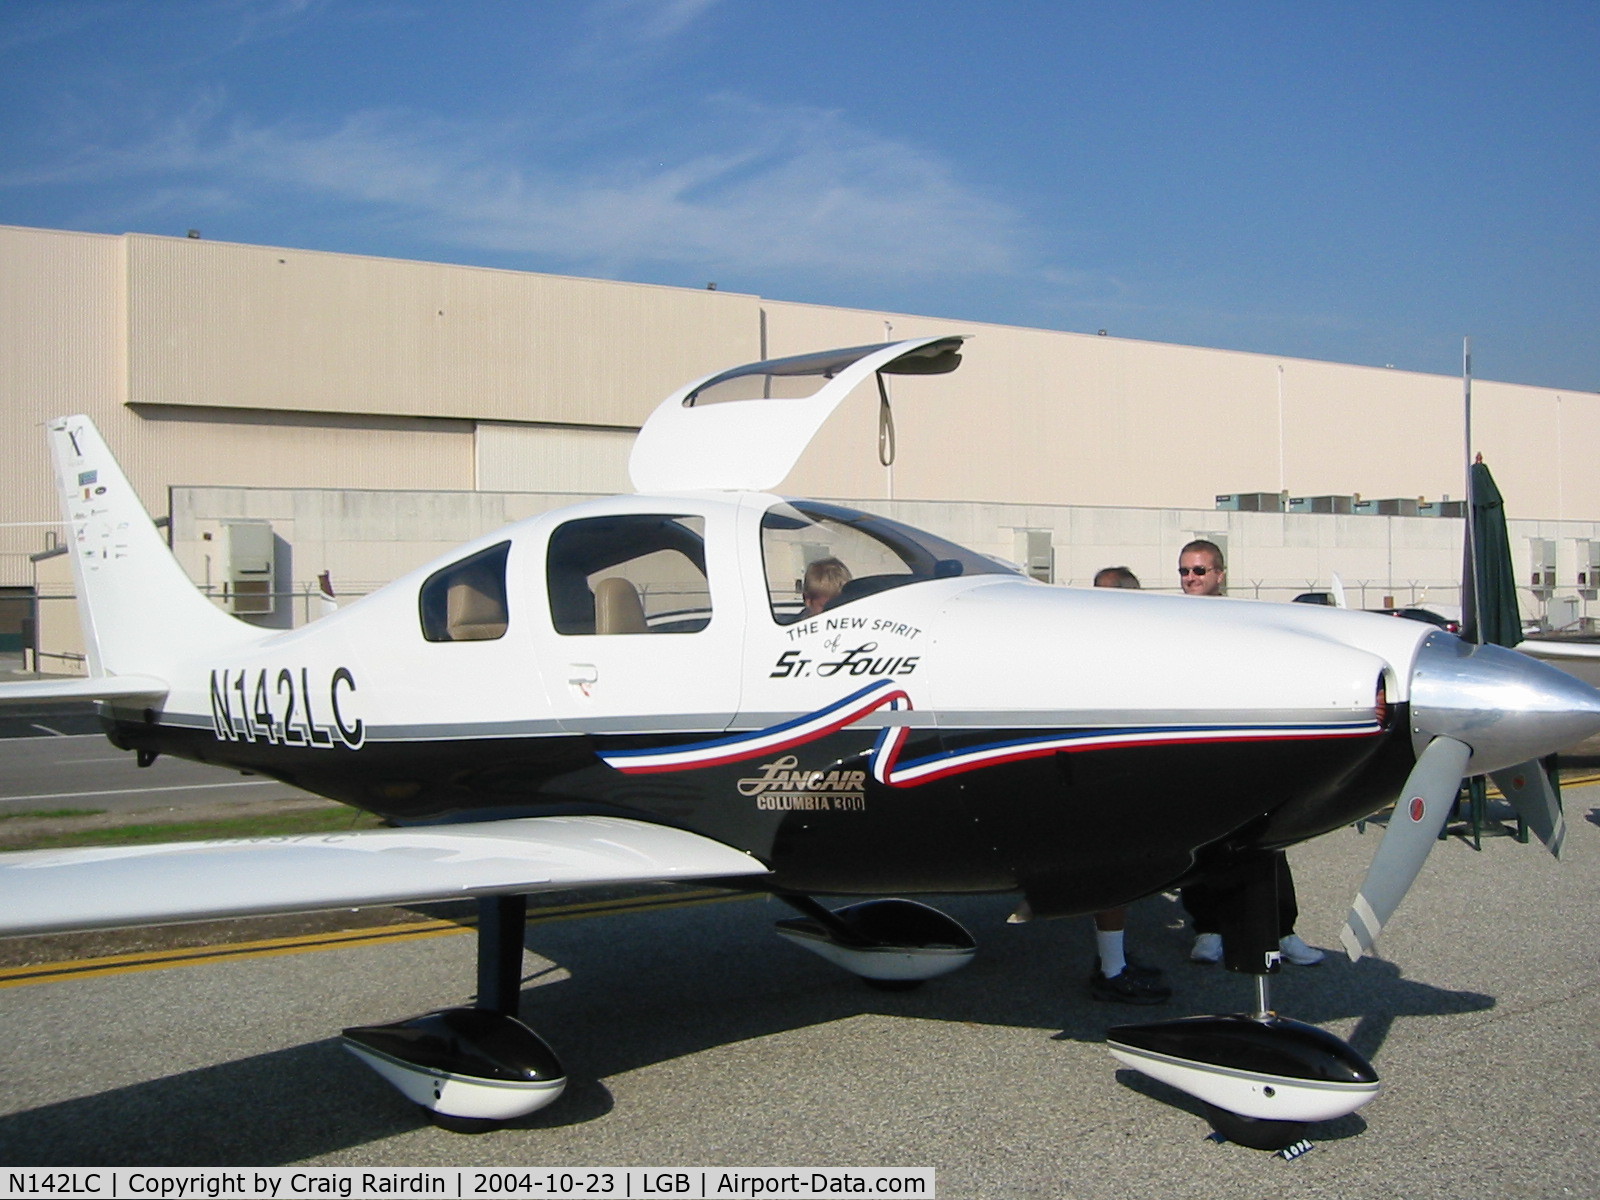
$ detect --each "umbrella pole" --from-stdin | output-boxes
[1464,337,1484,644]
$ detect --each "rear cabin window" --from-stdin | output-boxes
[419,541,512,642]
[547,515,710,635]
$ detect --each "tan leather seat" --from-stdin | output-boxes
[445,578,508,641]
[594,576,647,635]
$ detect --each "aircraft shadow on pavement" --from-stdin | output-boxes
[0,890,1492,1165]
[1110,1068,1374,1145]
[0,1038,436,1166]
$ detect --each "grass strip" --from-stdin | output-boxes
[0,808,106,822]
[0,805,386,852]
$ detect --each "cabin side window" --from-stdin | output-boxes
[546,515,710,635]
[419,541,512,643]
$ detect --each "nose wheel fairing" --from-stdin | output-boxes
[1105,846,1378,1150]
[1107,1015,1380,1127]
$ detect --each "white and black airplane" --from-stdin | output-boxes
[3,336,1597,1149]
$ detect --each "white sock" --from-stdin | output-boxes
[1096,929,1126,979]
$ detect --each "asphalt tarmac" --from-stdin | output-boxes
[2,785,1599,1197]
[0,704,321,816]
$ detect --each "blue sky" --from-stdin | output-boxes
[2,0,1595,389]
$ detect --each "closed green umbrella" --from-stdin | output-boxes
[1460,457,1522,648]
[1460,456,1559,848]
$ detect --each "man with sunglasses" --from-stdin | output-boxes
[1177,542,1224,595]
[1175,540,1325,967]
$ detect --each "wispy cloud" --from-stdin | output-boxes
[571,0,726,70]
[216,0,335,48]
[13,94,1031,286]
[600,0,724,44]
[0,0,131,54]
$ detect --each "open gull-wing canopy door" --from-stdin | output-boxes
[628,336,965,493]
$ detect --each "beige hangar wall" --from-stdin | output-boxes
[6,222,1600,668]
[755,298,1600,522]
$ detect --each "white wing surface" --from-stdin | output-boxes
[0,815,769,936]
[1516,639,1600,662]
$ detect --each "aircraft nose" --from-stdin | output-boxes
[1409,632,1600,774]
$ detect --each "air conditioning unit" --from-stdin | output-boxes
[1215,492,1283,513]
[1288,495,1354,514]
[223,521,275,616]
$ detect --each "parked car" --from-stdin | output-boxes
[1379,607,1461,635]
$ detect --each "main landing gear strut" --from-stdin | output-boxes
[1105,851,1381,1151]
[342,895,568,1133]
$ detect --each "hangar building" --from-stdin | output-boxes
[3,223,1597,669]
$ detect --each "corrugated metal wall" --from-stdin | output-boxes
[474,422,636,493]
[758,296,1600,520]
[126,234,759,425]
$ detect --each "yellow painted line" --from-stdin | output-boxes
[0,888,752,989]
[0,918,470,988]
[1479,770,1600,798]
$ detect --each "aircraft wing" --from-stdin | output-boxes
[1516,639,1600,662]
[0,674,169,702]
[1515,639,1600,689]
[0,815,770,937]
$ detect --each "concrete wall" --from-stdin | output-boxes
[162,481,1600,620]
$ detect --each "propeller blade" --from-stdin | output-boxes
[1488,760,1565,858]
[1330,573,1349,609]
[1341,736,1471,960]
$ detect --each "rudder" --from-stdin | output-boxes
[49,415,254,677]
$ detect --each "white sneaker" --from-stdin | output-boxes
[1279,933,1325,966]
[1190,932,1224,963]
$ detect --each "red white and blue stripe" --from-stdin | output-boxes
[599,680,1384,788]
[600,681,910,774]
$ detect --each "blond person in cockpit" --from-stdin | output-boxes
[802,557,851,617]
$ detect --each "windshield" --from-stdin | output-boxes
[760,499,1018,623]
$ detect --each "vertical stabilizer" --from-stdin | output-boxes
[50,415,253,676]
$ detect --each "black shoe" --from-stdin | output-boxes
[1088,967,1172,1005]
[1124,957,1166,982]
[1094,956,1165,982]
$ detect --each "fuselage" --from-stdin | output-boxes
[96,489,1449,918]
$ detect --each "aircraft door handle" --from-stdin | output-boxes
[568,663,598,697]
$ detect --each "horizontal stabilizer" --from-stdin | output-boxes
[0,815,769,937]
[0,675,168,704]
